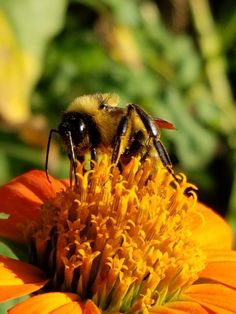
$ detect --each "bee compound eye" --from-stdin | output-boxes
[58,121,70,135]
[78,120,86,132]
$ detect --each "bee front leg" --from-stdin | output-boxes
[67,131,78,187]
[68,157,73,188]
[90,146,97,169]
[112,105,134,164]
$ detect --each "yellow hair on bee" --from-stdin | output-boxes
[67,93,122,145]
[68,93,120,115]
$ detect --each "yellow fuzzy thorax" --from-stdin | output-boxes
[68,93,120,114]
[29,156,205,313]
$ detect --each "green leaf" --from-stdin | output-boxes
[0,0,68,59]
[0,213,10,220]
[159,88,218,170]
[0,296,29,314]
[0,237,28,261]
[0,241,19,259]
[0,152,11,185]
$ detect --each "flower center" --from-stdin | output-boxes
[29,156,205,313]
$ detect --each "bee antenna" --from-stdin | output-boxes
[45,129,59,183]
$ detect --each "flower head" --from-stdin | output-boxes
[0,155,236,314]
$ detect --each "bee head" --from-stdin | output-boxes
[58,111,90,153]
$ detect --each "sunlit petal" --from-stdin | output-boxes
[83,300,101,314]
[49,301,83,314]
[8,292,80,314]
[150,301,208,313]
[184,283,236,314]
[199,250,236,288]
[191,203,233,250]
[0,256,47,302]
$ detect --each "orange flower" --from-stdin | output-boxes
[0,156,235,314]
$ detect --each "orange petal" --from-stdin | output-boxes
[199,250,236,288]
[0,216,27,243]
[0,256,48,302]
[50,301,83,314]
[150,301,208,314]
[0,170,67,243]
[8,292,79,314]
[50,299,101,314]
[184,283,236,314]
[83,300,101,314]
[191,203,233,250]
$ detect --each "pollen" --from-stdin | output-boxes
[29,156,205,313]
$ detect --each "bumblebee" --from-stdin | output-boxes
[46,93,176,185]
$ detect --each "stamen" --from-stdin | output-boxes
[28,155,205,313]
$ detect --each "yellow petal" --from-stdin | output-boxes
[199,250,236,288]
[184,283,236,314]
[8,292,80,314]
[0,10,32,124]
[0,256,48,302]
[150,301,208,313]
[191,203,233,250]
[45,301,82,314]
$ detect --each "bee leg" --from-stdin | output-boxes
[129,104,178,181]
[90,146,97,169]
[67,131,78,187]
[112,105,157,164]
[153,139,196,195]
[112,105,133,164]
[152,138,177,179]
[140,140,152,162]
[122,130,145,163]
[124,104,194,195]
[69,157,73,188]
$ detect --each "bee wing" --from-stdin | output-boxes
[154,118,176,130]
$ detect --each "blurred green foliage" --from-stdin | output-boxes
[0,0,236,225]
